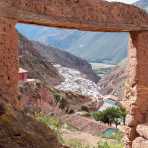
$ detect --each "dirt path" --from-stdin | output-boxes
[62,129,100,147]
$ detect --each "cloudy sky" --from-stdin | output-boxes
[107,0,138,4]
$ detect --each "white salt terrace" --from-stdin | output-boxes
[54,64,102,101]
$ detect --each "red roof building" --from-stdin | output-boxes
[19,68,28,81]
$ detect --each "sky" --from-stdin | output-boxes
[107,0,138,4]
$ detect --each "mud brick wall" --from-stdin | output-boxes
[125,32,148,148]
[0,17,18,105]
[0,0,148,31]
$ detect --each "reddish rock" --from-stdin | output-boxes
[136,124,148,139]
[126,114,138,127]
[0,17,18,105]
[125,126,138,141]
[133,137,148,148]
[0,102,62,148]
[0,0,148,31]
[124,31,148,148]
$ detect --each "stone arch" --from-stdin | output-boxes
[0,0,148,147]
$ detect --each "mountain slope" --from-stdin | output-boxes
[0,102,61,148]
[134,0,148,11]
[29,41,99,83]
[19,33,99,83]
[98,58,127,99]
[19,33,64,86]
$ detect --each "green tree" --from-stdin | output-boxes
[119,106,127,125]
[92,106,127,127]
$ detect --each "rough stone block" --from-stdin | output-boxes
[132,137,148,148]
[136,124,148,139]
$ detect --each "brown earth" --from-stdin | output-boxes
[0,101,62,148]
[62,129,100,147]
[62,114,109,136]
[98,59,127,99]
[18,80,96,115]
[19,33,64,86]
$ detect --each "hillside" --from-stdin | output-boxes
[0,101,61,148]
[31,41,99,83]
[19,34,63,86]
[18,33,98,114]
[98,58,127,99]
[19,33,99,83]
[134,0,148,11]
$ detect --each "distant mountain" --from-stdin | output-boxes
[16,25,128,65]
[134,0,148,11]
[98,58,127,99]
[19,33,99,83]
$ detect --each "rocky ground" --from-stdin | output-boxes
[0,101,62,148]
[18,80,97,115]
[98,59,127,99]
[62,129,100,147]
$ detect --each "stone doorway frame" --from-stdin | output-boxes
[0,0,148,147]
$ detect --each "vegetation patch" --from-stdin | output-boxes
[92,106,127,127]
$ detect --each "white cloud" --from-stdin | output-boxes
[106,0,138,4]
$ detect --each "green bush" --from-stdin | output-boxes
[92,106,127,127]
[54,93,62,103]
[35,112,63,143]
[111,131,123,142]
[35,112,61,129]
[81,105,89,112]
[98,141,123,148]
[98,142,110,148]
[53,93,67,110]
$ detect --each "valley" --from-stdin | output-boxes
[17,30,127,148]
[90,63,115,77]
[1,1,146,148]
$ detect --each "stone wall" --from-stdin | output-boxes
[0,17,18,105]
[124,32,148,148]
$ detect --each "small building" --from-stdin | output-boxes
[19,68,28,81]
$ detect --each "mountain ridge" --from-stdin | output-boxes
[16,25,128,65]
[134,0,148,11]
[19,32,99,84]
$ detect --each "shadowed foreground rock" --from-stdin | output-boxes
[0,102,61,148]
[132,137,148,148]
